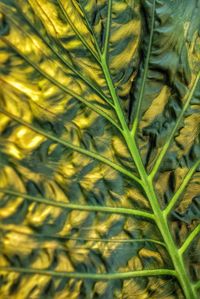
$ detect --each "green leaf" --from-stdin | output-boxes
[0,0,200,298]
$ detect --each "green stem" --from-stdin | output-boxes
[122,133,196,299]
[0,266,176,280]
[141,178,197,299]
[164,160,200,216]
[0,189,152,219]
[100,47,197,299]
[0,226,165,246]
[102,0,112,58]
[77,1,103,58]
[131,0,155,136]
[179,225,200,255]
[150,71,200,180]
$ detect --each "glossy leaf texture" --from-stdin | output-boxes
[0,0,199,298]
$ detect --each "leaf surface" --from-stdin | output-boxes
[0,0,200,298]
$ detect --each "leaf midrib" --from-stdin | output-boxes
[98,2,199,297]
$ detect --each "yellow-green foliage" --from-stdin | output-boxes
[0,1,199,298]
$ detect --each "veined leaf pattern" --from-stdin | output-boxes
[0,0,199,298]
